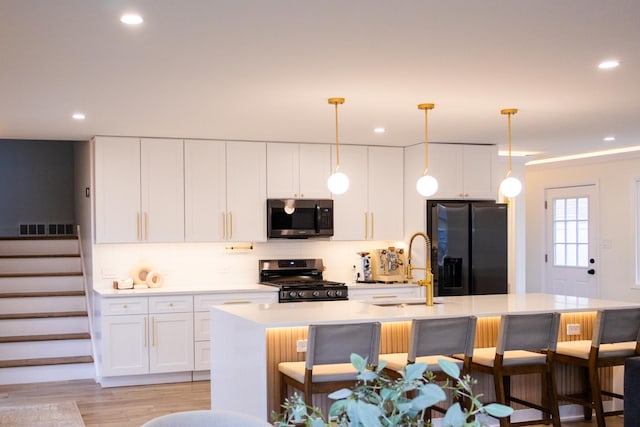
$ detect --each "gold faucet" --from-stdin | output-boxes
[406,232,434,306]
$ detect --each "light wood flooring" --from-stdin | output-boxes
[0,379,626,426]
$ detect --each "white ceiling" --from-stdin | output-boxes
[1,1,639,160]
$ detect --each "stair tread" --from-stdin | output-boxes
[0,332,91,343]
[0,272,82,278]
[0,291,85,298]
[0,311,88,320]
[0,355,93,368]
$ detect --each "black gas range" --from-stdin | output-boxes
[259,259,348,303]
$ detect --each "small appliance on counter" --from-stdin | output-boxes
[370,247,407,283]
[259,258,348,303]
[354,251,375,283]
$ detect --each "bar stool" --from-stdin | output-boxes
[555,307,640,426]
[379,316,477,419]
[278,322,381,407]
[468,312,561,427]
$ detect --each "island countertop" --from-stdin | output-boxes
[209,293,638,326]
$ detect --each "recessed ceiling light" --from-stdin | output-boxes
[120,13,143,25]
[598,59,620,69]
[72,113,86,120]
[603,136,616,142]
[373,127,385,134]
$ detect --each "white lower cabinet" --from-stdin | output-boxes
[193,292,278,371]
[101,295,194,377]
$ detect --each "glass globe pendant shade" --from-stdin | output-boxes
[328,171,350,195]
[416,174,438,197]
[499,176,522,198]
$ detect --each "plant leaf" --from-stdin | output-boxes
[357,370,378,382]
[328,388,352,400]
[405,362,427,381]
[413,383,446,409]
[350,353,367,372]
[443,402,466,427]
[484,403,514,418]
[354,400,382,427]
[438,358,460,379]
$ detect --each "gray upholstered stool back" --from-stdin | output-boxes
[496,312,560,355]
[306,322,381,368]
[408,316,477,361]
[593,307,640,347]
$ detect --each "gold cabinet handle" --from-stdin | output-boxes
[228,212,233,240]
[223,300,251,305]
[152,316,156,347]
[144,317,148,348]
[222,212,226,240]
[123,304,128,309]
[364,213,368,239]
[372,295,397,299]
[370,212,374,240]
[136,213,141,241]
[169,303,174,307]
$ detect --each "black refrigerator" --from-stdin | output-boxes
[427,200,508,296]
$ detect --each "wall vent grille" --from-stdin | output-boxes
[19,223,75,236]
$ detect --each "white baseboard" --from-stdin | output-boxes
[98,371,193,387]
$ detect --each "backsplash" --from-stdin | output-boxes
[92,239,406,290]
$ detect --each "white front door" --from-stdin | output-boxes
[545,185,598,297]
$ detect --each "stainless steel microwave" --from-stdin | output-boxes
[267,199,334,239]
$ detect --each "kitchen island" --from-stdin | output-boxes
[209,293,638,420]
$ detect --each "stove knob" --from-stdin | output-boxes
[298,291,307,298]
[312,291,321,297]
[336,290,344,297]
[289,291,297,298]
[327,290,336,297]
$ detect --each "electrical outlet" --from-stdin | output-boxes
[566,323,581,335]
[296,339,307,352]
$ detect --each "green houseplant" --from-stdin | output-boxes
[272,354,513,427]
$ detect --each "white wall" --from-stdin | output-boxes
[525,152,640,302]
[92,239,410,290]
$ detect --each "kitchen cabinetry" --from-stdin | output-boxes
[101,295,194,377]
[428,144,497,199]
[267,143,331,199]
[332,146,403,241]
[193,291,278,371]
[184,140,267,242]
[94,136,184,243]
[403,143,498,242]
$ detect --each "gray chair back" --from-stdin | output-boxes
[593,307,640,347]
[496,312,560,354]
[408,316,477,361]
[306,322,381,369]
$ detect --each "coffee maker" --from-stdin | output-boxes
[370,247,407,283]
[354,252,374,283]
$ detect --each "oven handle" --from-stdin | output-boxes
[315,204,320,234]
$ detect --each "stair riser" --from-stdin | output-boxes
[0,257,81,275]
[0,296,86,314]
[0,317,89,337]
[0,275,83,293]
[0,363,95,385]
[0,239,79,256]
[0,339,92,361]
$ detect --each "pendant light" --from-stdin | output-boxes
[327,97,349,195]
[499,108,522,198]
[416,103,438,197]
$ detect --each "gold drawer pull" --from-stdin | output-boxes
[223,301,251,305]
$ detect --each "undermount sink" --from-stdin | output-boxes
[372,301,443,307]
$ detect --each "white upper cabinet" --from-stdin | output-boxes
[185,140,266,242]
[94,136,184,243]
[333,146,403,241]
[267,143,331,199]
[428,144,497,199]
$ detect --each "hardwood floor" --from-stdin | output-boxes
[0,379,626,426]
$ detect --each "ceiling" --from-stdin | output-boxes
[1,0,639,160]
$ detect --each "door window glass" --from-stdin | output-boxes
[553,197,589,267]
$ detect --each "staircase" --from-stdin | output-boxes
[0,236,95,384]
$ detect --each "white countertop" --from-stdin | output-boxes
[209,293,640,327]
[94,283,277,297]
